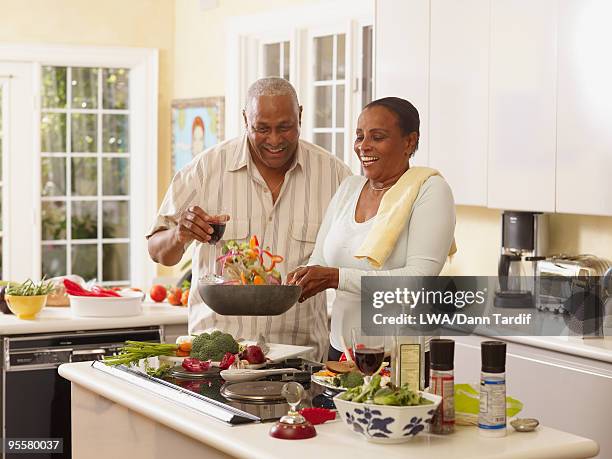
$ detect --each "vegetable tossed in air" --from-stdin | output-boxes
[218,236,284,285]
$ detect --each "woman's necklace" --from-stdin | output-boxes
[369,181,393,192]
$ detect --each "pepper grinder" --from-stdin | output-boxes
[269,382,316,440]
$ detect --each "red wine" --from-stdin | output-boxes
[209,223,226,244]
[355,348,384,375]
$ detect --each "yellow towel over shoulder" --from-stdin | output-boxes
[354,167,457,268]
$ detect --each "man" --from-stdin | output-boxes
[147,77,352,361]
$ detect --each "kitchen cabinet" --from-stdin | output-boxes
[429,0,489,206]
[375,0,430,167]
[453,335,612,458]
[556,0,612,216]
[377,0,612,215]
[487,0,558,212]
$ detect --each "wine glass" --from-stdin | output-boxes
[202,207,229,283]
[351,328,385,385]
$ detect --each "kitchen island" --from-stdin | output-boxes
[59,361,599,459]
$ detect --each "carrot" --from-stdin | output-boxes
[178,342,192,352]
[176,349,190,357]
[253,275,265,285]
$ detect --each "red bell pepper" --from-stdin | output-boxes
[299,407,336,425]
[219,352,236,370]
[182,358,211,373]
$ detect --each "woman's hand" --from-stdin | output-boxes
[287,265,339,302]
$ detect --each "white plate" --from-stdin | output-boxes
[311,374,347,392]
[69,291,143,318]
[159,341,312,368]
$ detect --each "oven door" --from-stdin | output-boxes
[4,366,71,459]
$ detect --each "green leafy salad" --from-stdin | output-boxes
[339,374,433,406]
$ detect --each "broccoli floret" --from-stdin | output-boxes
[190,332,239,361]
[339,371,364,389]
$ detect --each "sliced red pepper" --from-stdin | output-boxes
[219,352,236,370]
[182,358,211,373]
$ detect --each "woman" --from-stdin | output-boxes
[287,97,456,360]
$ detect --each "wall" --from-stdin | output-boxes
[173,0,314,98]
[442,206,612,276]
[0,0,175,278]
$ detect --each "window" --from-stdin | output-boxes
[0,46,157,287]
[40,66,131,284]
[0,83,4,277]
[262,41,290,79]
[312,33,347,161]
[226,0,374,174]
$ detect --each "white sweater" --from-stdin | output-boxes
[308,174,456,351]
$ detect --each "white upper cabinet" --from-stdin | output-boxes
[429,0,489,206]
[375,0,430,166]
[487,0,558,212]
[556,0,612,216]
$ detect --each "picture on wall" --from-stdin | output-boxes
[171,97,224,175]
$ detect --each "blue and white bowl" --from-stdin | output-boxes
[333,392,442,443]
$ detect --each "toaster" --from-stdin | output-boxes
[535,255,612,336]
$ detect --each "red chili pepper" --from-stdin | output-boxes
[219,352,236,370]
[182,358,211,373]
[299,407,336,425]
[91,285,121,297]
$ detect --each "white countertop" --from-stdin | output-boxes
[500,335,612,364]
[0,302,187,335]
[59,361,599,459]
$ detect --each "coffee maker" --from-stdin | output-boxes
[494,211,549,308]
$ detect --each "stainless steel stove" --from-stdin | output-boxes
[92,358,327,425]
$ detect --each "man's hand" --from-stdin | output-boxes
[286,265,339,302]
[174,206,229,245]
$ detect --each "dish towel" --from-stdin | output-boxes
[354,167,457,268]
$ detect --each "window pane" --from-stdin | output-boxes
[72,244,97,281]
[103,68,129,110]
[42,244,67,278]
[335,133,344,161]
[71,67,98,109]
[41,66,67,109]
[41,157,66,197]
[103,114,129,153]
[362,26,373,107]
[103,158,129,195]
[41,201,66,240]
[314,35,333,80]
[314,86,333,127]
[103,243,129,281]
[336,85,345,128]
[264,43,280,77]
[337,34,346,79]
[72,201,97,239]
[41,113,66,152]
[71,158,97,196]
[313,133,332,151]
[0,84,3,178]
[71,113,97,153]
[283,41,290,80]
[103,201,129,238]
